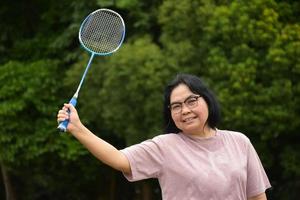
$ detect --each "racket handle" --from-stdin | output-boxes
[57,97,77,132]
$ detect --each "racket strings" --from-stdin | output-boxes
[80,10,124,54]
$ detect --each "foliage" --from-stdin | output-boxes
[0,0,299,199]
[0,60,58,164]
[96,36,170,144]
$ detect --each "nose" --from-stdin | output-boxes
[181,103,191,114]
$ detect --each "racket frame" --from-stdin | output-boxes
[78,8,126,56]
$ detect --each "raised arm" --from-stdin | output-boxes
[57,103,131,174]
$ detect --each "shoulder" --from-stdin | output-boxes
[218,129,250,140]
[121,134,182,156]
[138,133,187,150]
[151,133,183,144]
[218,129,251,147]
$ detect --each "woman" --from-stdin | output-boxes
[57,74,271,199]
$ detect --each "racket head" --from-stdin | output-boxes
[79,8,125,56]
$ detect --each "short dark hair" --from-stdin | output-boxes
[163,74,221,133]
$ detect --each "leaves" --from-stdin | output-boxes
[0,0,300,199]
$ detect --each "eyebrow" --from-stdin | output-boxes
[170,94,198,105]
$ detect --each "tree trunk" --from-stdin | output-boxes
[109,169,116,200]
[141,181,152,200]
[0,163,16,200]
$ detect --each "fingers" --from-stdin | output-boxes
[57,103,83,132]
[58,109,69,117]
[65,103,76,113]
[57,103,78,124]
[57,103,71,123]
[57,109,69,123]
[62,103,77,113]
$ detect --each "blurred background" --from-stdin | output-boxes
[0,0,299,199]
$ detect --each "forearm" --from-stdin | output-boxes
[71,125,130,174]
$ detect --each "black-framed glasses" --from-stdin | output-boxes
[169,95,201,114]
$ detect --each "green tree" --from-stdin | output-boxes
[1,0,299,199]
[0,60,64,199]
[0,0,104,199]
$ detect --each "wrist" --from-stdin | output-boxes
[70,122,86,135]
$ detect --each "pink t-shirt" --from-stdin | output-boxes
[121,129,271,200]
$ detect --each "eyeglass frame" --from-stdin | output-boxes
[168,95,202,114]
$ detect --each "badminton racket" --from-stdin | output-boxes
[58,8,125,132]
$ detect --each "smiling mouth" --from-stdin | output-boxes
[183,117,196,122]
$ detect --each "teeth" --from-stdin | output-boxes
[184,117,194,122]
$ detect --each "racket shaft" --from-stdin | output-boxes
[57,97,77,132]
[75,53,94,96]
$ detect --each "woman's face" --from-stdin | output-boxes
[170,84,210,136]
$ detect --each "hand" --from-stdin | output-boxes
[57,103,83,133]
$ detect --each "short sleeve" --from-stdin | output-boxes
[246,140,272,198]
[120,136,164,182]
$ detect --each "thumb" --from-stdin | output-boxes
[64,103,77,113]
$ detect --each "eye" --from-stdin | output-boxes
[186,97,198,106]
[171,103,181,110]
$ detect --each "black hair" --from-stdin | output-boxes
[163,74,221,133]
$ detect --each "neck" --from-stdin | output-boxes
[190,126,216,138]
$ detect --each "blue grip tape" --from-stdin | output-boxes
[57,97,77,132]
